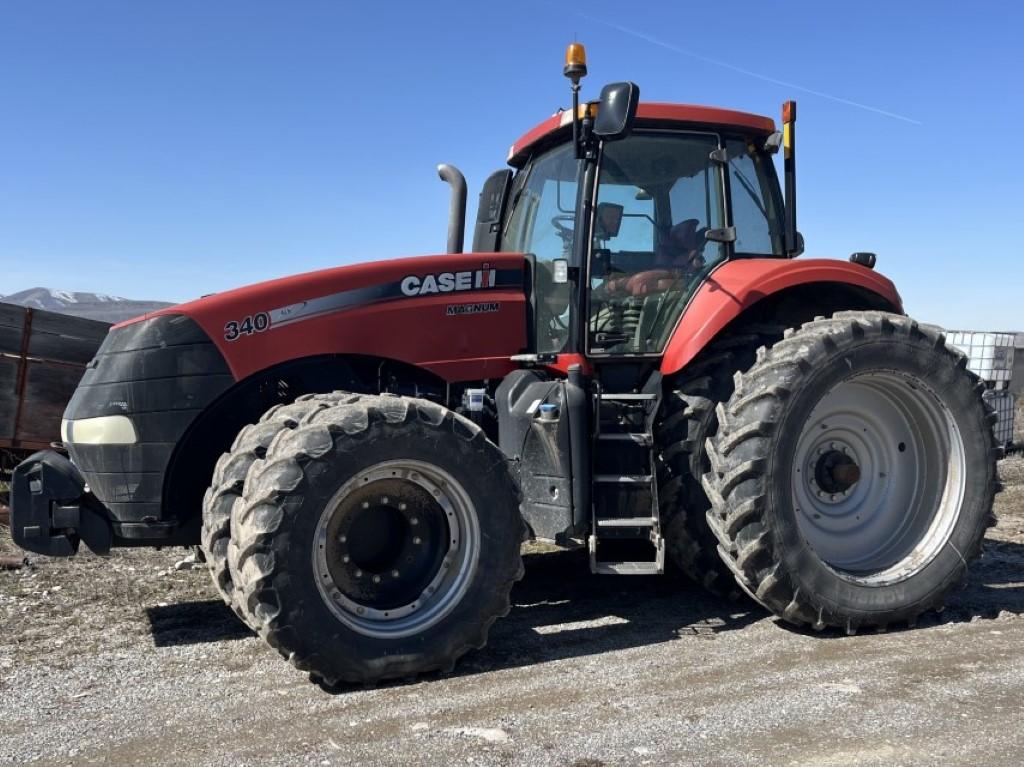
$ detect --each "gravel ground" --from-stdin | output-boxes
[2,450,1023,765]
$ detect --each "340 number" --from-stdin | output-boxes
[224,312,270,341]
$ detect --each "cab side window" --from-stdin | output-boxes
[725,138,784,256]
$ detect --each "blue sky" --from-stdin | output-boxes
[1,1,1021,330]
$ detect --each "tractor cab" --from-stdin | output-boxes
[499,121,787,358]
[464,49,798,370]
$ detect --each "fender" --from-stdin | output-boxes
[121,253,529,384]
[660,258,903,376]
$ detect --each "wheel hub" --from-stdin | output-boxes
[313,460,480,638]
[326,479,450,611]
[806,440,861,503]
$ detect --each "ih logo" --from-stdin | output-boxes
[400,263,498,296]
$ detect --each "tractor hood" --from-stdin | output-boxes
[114,252,529,382]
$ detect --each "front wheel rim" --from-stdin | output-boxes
[313,459,480,638]
[791,370,967,585]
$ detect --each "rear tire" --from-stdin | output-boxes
[702,312,1000,632]
[657,325,783,598]
[229,394,523,685]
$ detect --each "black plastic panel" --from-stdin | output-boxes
[63,314,233,529]
[79,342,229,385]
[99,314,212,353]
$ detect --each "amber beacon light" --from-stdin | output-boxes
[564,42,588,83]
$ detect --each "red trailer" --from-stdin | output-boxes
[0,303,109,505]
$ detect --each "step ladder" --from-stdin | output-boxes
[588,390,665,575]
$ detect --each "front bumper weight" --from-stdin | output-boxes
[11,450,112,557]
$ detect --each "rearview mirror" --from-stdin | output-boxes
[593,82,640,141]
[594,202,624,239]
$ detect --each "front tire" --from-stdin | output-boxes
[702,312,1000,632]
[229,394,523,685]
[200,393,367,624]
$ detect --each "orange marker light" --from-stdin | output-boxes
[564,43,588,83]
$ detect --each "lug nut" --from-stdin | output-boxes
[339,535,347,543]
[392,570,400,578]
[373,575,381,583]
[382,496,389,504]
[410,518,419,526]
[355,570,363,578]
[343,555,350,563]
[362,501,369,509]
[413,537,421,545]
[399,503,407,511]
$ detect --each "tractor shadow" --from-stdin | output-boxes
[146,599,253,647]
[454,546,763,676]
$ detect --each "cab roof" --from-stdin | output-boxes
[507,102,776,168]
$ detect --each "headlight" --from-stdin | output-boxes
[63,415,138,445]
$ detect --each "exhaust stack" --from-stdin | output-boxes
[437,164,467,254]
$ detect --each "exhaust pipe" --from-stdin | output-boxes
[437,163,467,254]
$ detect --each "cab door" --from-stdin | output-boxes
[586,131,728,356]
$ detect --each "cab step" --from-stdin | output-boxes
[588,534,665,575]
[594,474,653,484]
[596,517,656,528]
[592,561,663,575]
[589,383,664,575]
[597,432,653,445]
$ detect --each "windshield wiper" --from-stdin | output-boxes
[502,162,535,237]
[730,163,769,219]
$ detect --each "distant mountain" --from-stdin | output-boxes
[0,288,173,323]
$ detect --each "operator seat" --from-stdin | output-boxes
[622,218,707,296]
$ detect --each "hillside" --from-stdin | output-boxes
[0,288,172,323]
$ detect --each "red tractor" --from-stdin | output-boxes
[11,45,1000,686]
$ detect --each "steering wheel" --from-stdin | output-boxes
[551,215,575,251]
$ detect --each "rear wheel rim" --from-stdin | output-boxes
[791,370,967,585]
[313,460,480,638]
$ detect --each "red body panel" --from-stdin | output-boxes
[126,253,529,383]
[121,255,900,385]
[508,102,776,166]
[660,258,903,376]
